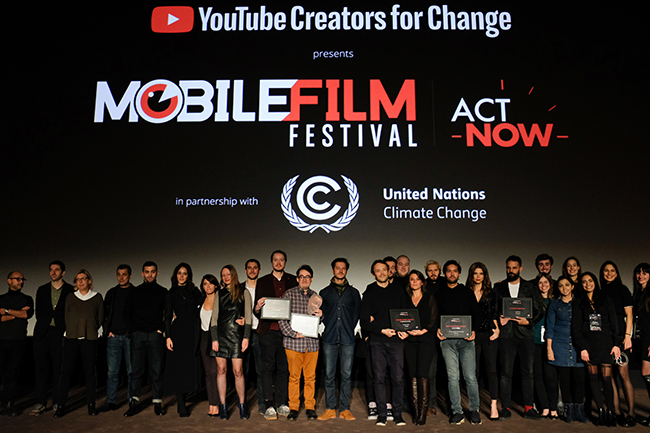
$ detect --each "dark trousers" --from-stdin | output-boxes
[57,339,98,407]
[33,327,64,406]
[0,339,26,403]
[130,331,165,402]
[475,330,499,400]
[244,332,264,411]
[259,329,288,408]
[533,343,558,410]
[200,331,219,405]
[370,340,404,417]
[556,366,585,404]
[499,337,535,409]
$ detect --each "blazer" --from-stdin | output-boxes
[493,278,544,340]
[33,281,74,341]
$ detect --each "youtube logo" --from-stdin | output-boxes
[151,6,194,33]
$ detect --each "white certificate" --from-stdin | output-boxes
[290,313,320,338]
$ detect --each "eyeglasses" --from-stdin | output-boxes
[10,277,26,282]
[75,277,89,282]
[297,275,312,280]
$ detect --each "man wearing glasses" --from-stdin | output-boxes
[0,271,34,416]
[279,265,322,421]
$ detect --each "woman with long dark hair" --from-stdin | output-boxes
[164,263,203,417]
[572,271,622,426]
[546,276,588,423]
[199,274,219,417]
[532,273,558,419]
[465,262,500,420]
[599,260,636,426]
[633,263,650,426]
[211,265,252,420]
[399,269,438,425]
[54,269,103,417]
[561,257,582,297]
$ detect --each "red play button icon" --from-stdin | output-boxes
[151,6,194,33]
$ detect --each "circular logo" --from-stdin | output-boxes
[135,79,183,123]
[281,175,359,233]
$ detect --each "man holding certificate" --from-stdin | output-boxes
[279,265,322,421]
[494,255,544,421]
[435,260,482,425]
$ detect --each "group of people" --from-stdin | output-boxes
[0,253,649,429]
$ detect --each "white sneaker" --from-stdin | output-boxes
[386,403,394,421]
[264,407,278,420]
[368,402,378,420]
[277,405,290,417]
[31,404,45,416]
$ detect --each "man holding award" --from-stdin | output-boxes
[435,260,482,425]
[254,250,295,420]
[494,255,544,421]
[278,265,322,421]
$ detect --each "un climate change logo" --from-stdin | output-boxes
[282,175,359,233]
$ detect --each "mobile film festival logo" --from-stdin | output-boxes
[282,175,359,233]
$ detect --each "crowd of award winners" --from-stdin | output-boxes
[1,252,649,428]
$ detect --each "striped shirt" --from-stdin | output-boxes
[279,286,319,353]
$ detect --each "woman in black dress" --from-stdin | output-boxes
[210,265,252,420]
[600,261,636,426]
[633,263,650,426]
[399,270,438,425]
[164,263,203,417]
[572,271,621,426]
[466,262,500,420]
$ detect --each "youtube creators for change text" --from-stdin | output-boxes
[383,187,487,222]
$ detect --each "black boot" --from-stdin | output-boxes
[564,403,575,423]
[574,403,589,423]
[596,408,606,426]
[177,394,189,417]
[417,377,430,426]
[410,377,419,424]
[124,398,139,417]
[88,403,99,416]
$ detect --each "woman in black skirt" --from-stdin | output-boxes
[399,270,438,425]
[572,271,621,426]
[211,265,252,420]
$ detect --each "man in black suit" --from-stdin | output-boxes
[31,261,74,416]
[493,255,544,421]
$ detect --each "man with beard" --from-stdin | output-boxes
[494,255,544,420]
[383,256,397,285]
[0,271,34,416]
[122,261,168,417]
[360,260,408,426]
[31,261,74,415]
[318,258,361,421]
[435,260,482,425]
[254,250,295,420]
[532,254,555,287]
